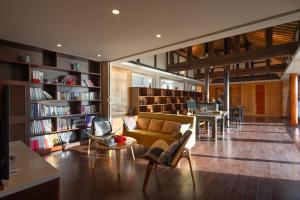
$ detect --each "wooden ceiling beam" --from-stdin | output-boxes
[196,64,286,79]
[212,74,280,83]
[167,42,298,72]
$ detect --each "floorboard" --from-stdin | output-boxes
[43,117,300,200]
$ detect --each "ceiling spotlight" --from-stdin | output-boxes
[112,9,120,15]
[57,43,62,47]
[156,34,161,38]
[97,54,101,57]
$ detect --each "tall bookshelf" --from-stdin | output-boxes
[0,40,107,154]
[130,87,203,115]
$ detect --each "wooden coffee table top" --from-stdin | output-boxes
[94,136,137,150]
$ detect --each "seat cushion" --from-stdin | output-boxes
[137,118,151,130]
[148,119,165,132]
[126,129,177,145]
[162,121,181,136]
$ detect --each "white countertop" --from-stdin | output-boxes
[0,141,60,198]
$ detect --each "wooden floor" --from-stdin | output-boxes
[44,117,300,200]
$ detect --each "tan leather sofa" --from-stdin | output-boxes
[123,112,196,149]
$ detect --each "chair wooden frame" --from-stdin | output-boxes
[142,131,195,191]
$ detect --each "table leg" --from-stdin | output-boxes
[92,149,97,169]
[116,150,121,175]
[205,121,210,136]
[212,119,217,140]
[221,118,225,135]
[195,117,199,137]
[130,146,135,161]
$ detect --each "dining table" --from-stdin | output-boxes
[193,111,228,140]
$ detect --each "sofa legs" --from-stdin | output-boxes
[143,162,154,191]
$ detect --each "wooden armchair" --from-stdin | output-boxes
[142,130,195,190]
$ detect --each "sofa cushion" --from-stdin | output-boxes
[122,116,137,130]
[137,118,151,130]
[162,121,181,136]
[148,119,165,132]
[127,129,177,144]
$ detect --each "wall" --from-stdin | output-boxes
[210,80,284,117]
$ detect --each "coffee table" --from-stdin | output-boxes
[91,136,137,175]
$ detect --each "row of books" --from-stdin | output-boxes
[60,75,77,84]
[57,118,72,131]
[31,104,71,118]
[81,80,94,87]
[32,70,44,81]
[30,131,78,150]
[57,92,98,100]
[30,88,54,100]
[30,119,52,135]
[81,105,97,114]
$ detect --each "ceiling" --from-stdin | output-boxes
[1,0,300,61]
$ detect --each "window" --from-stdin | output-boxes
[160,79,184,90]
[132,73,154,87]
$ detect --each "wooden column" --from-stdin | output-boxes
[224,65,230,127]
[290,73,298,126]
[205,67,210,103]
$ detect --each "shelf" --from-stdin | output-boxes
[0,58,30,66]
[31,82,101,89]
[29,99,101,103]
[30,64,101,76]
[31,127,82,137]
[35,139,88,155]
[30,112,101,120]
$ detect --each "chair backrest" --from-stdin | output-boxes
[169,130,192,167]
[92,116,112,137]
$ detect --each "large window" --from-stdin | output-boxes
[132,73,154,87]
[160,79,184,90]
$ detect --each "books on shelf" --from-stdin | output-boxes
[30,119,52,135]
[30,134,61,151]
[57,92,98,100]
[31,104,71,118]
[57,118,72,131]
[30,131,78,150]
[30,88,54,100]
[72,119,86,128]
[81,105,96,114]
[58,131,78,144]
[32,70,44,82]
[59,75,77,85]
[81,80,94,87]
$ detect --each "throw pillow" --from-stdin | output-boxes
[148,119,165,132]
[137,118,151,130]
[180,123,190,134]
[162,121,181,136]
[122,116,137,130]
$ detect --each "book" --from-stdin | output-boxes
[30,88,54,100]
[31,104,71,118]
[81,105,96,114]
[30,119,52,135]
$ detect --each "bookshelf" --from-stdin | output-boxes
[0,39,108,154]
[130,87,203,115]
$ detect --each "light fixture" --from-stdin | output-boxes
[57,43,62,47]
[156,34,161,38]
[97,54,101,57]
[112,9,120,15]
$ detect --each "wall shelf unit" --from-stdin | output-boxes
[130,87,203,115]
[0,39,108,154]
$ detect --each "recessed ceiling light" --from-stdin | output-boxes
[97,54,101,57]
[156,34,162,38]
[57,43,62,47]
[112,9,120,15]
